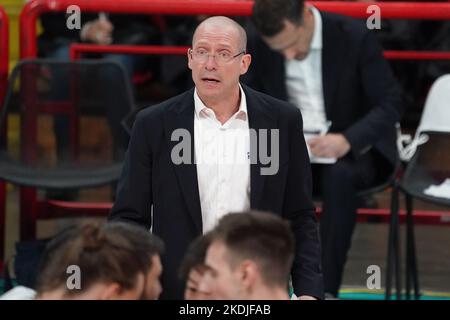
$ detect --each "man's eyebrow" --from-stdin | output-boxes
[216,44,233,50]
[194,41,234,50]
[203,263,218,276]
[194,42,209,46]
[203,264,214,273]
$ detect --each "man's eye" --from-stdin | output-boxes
[196,49,207,56]
[219,52,231,59]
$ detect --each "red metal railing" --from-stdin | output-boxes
[14,0,450,242]
[37,200,450,226]
[59,0,450,63]
[70,44,450,62]
[21,0,450,59]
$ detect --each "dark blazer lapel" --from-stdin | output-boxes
[163,89,203,233]
[321,11,347,120]
[243,85,277,210]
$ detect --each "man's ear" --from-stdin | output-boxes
[239,260,258,289]
[187,48,193,70]
[240,54,252,75]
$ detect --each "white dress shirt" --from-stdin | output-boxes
[285,6,327,133]
[0,286,36,300]
[194,85,251,233]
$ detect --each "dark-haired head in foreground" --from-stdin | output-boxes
[201,211,295,300]
[179,232,214,300]
[35,222,164,300]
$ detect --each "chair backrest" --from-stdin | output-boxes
[402,76,450,195]
[0,59,136,170]
[417,74,450,135]
[397,74,450,162]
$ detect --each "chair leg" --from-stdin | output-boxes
[405,194,420,300]
[411,238,420,300]
[405,194,412,300]
[0,181,6,262]
[386,183,401,300]
[385,246,393,299]
[385,205,394,299]
[393,188,402,300]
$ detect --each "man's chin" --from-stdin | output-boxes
[196,86,222,101]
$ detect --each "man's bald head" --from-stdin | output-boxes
[193,16,247,52]
[188,15,251,108]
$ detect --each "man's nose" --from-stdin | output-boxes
[205,55,218,70]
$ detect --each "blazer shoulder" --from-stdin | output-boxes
[321,10,370,41]
[243,84,302,119]
[135,88,194,122]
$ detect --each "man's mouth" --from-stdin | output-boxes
[202,77,220,83]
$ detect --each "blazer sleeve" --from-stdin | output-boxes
[109,111,153,229]
[343,30,403,158]
[283,107,324,299]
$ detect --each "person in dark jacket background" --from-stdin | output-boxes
[245,0,403,298]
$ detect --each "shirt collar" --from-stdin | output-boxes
[194,84,248,121]
[309,5,323,50]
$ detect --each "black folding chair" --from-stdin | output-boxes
[392,74,450,300]
[0,59,136,259]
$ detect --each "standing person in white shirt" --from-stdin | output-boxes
[111,15,323,300]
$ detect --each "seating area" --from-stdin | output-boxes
[0,0,449,300]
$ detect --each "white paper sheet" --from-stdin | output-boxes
[424,178,450,199]
[304,132,337,164]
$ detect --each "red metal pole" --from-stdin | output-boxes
[20,62,39,240]
[0,5,8,111]
[70,44,190,59]
[0,5,9,262]
[384,51,450,61]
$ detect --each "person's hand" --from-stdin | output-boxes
[298,295,318,300]
[81,17,114,45]
[90,18,113,45]
[307,133,350,159]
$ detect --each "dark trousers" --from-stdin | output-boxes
[312,152,376,296]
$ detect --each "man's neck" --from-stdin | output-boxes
[36,288,68,300]
[198,86,241,125]
[248,286,291,300]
